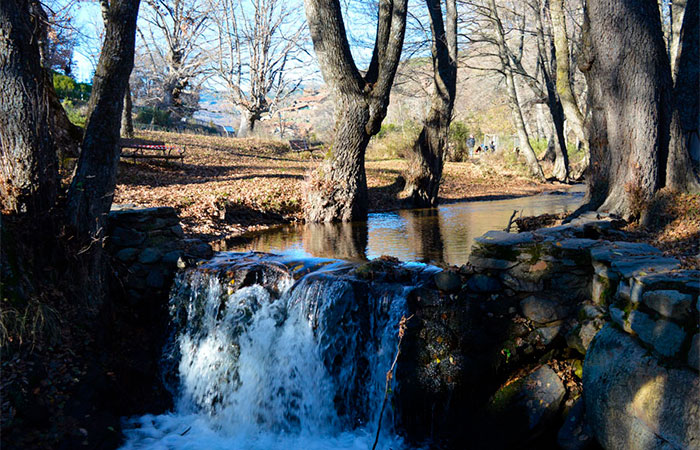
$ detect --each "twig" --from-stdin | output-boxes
[372,314,413,450]
[505,209,518,232]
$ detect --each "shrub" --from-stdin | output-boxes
[53,72,91,102]
[135,107,173,127]
[61,99,87,127]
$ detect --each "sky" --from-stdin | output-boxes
[67,0,385,84]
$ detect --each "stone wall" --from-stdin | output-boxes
[107,206,213,306]
[463,212,699,449]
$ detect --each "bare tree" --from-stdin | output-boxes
[404,0,458,207]
[486,0,545,180]
[136,0,213,116]
[304,0,408,222]
[210,0,307,136]
[549,0,587,171]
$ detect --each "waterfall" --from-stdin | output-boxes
[121,253,429,449]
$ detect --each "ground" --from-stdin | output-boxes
[113,130,571,240]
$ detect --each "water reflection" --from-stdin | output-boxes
[222,187,585,266]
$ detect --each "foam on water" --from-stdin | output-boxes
[121,260,413,449]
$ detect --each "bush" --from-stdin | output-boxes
[367,122,419,160]
[447,121,473,161]
[53,72,91,102]
[135,107,173,127]
[61,100,87,128]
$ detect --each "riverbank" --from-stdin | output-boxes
[113,130,572,241]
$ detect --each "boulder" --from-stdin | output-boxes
[557,398,594,450]
[434,271,462,293]
[520,296,567,324]
[138,247,162,264]
[115,247,139,263]
[584,325,700,449]
[628,310,686,358]
[480,364,566,448]
[465,274,502,292]
[642,290,694,322]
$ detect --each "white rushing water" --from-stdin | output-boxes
[121,262,413,449]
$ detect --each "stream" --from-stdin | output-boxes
[221,185,585,266]
[120,187,585,449]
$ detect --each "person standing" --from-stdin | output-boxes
[467,134,476,157]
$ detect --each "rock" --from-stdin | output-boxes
[187,242,214,259]
[468,256,518,270]
[609,306,630,332]
[465,274,502,292]
[590,242,661,264]
[520,296,567,324]
[109,227,145,248]
[584,325,700,449]
[688,334,699,371]
[115,247,139,262]
[617,281,631,301]
[611,256,680,279]
[501,272,543,292]
[628,310,686,357]
[170,224,185,238]
[482,365,566,447]
[580,303,605,320]
[138,247,162,264]
[557,398,594,450]
[634,270,700,292]
[146,269,165,289]
[162,250,183,268]
[591,275,614,305]
[537,323,562,345]
[642,290,694,322]
[566,320,604,355]
[434,271,462,293]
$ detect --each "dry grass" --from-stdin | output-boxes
[114,130,568,240]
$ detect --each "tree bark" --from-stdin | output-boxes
[668,0,700,187]
[404,0,458,207]
[0,0,58,217]
[121,81,134,138]
[669,0,687,75]
[581,0,696,218]
[304,0,407,222]
[488,0,545,181]
[550,0,588,169]
[65,0,140,306]
[237,109,259,137]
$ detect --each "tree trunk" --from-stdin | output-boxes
[304,0,407,222]
[305,99,371,222]
[237,109,259,137]
[581,0,692,218]
[405,0,457,207]
[668,0,700,188]
[489,0,545,181]
[0,0,58,217]
[65,0,140,306]
[550,0,588,168]
[121,81,134,138]
[669,0,688,75]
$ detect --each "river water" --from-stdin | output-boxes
[120,188,584,449]
[221,186,585,266]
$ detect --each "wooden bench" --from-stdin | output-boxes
[119,138,186,164]
[289,138,322,156]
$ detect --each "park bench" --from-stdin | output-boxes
[119,138,186,164]
[289,138,322,156]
